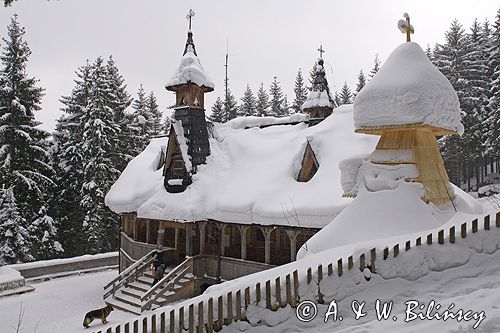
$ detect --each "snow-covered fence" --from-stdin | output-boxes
[94,212,499,333]
[10,252,118,280]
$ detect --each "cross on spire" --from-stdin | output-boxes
[186,9,195,30]
[400,13,414,42]
[318,44,325,58]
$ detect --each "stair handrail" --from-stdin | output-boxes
[103,249,156,299]
[140,256,193,304]
[141,266,191,312]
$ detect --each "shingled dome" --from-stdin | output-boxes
[353,42,463,135]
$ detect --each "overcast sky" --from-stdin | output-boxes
[1,0,498,131]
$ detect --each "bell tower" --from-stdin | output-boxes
[163,10,214,193]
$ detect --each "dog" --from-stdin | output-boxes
[83,304,114,328]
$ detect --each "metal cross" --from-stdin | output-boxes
[318,45,325,58]
[186,9,195,30]
[402,13,414,42]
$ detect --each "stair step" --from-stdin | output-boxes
[137,276,154,285]
[128,281,149,292]
[106,299,141,315]
[114,291,143,308]
[121,287,143,299]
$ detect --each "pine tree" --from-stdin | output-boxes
[487,9,500,159]
[132,84,151,139]
[355,70,367,96]
[369,54,381,78]
[28,205,63,260]
[334,91,341,107]
[434,19,490,189]
[209,97,225,123]
[0,186,33,264]
[79,57,121,254]
[51,61,91,257]
[339,82,353,104]
[309,62,318,87]
[146,91,162,135]
[224,79,238,121]
[162,115,172,134]
[0,15,54,237]
[293,69,308,112]
[425,44,434,61]
[269,76,286,117]
[105,56,135,171]
[239,84,256,116]
[256,82,270,117]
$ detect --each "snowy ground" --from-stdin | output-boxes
[0,270,131,333]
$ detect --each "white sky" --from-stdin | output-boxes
[0,0,498,131]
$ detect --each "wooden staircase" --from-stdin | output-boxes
[103,251,194,315]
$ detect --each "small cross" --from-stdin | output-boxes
[186,9,195,30]
[401,13,414,42]
[318,45,325,58]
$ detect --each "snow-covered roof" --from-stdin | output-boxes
[353,42,463,134]
[105,105,378,228]
[302,90,333,110]
[165,43,214,91]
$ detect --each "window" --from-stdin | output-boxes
[297,142,319,182]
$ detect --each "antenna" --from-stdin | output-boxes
[225,37,229,108]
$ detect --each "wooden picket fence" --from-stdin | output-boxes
[95,212,500,333]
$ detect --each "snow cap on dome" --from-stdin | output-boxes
[353,42,463,134]
[165,30,214,92]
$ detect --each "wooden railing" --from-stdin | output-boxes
[141,257,193,312]
[103,250,156,299]
[95,212,500,333]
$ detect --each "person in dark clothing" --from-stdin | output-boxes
[151,249,166,287]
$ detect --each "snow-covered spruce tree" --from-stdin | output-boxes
[369,54,381,79]
[292,69,308,113]
[132,84,152,141]
[28,205,63,260]
[487,9,500,161]
[334,91,341,107]
[0,16,54,241]
[309,62,318,87]
[239,84,256,116]
[0,187,33,264]
[223,79,238,121]
[79,57,121,254]
[162,115,172,134]
[338,82,353,105]
[146,91,162,135]
[269,76,286,117]
[434,20,469,186]
[461,19,492,185]
[256,82,270,117]
[355,70,367,96]
[209,97,225,123]
[434,19,489,189]
[106,56,135,171]
[51,61,94,257]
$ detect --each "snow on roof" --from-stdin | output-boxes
[299,161,483,257]
[165,44,215,90]
[302,90,334,110]
[225,113,309,129]
[353,42,463,134]
[171,119,192,171]
[105,105,379,228]
[104,138,165,213]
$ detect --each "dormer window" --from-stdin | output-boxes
[297,142,319,182]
